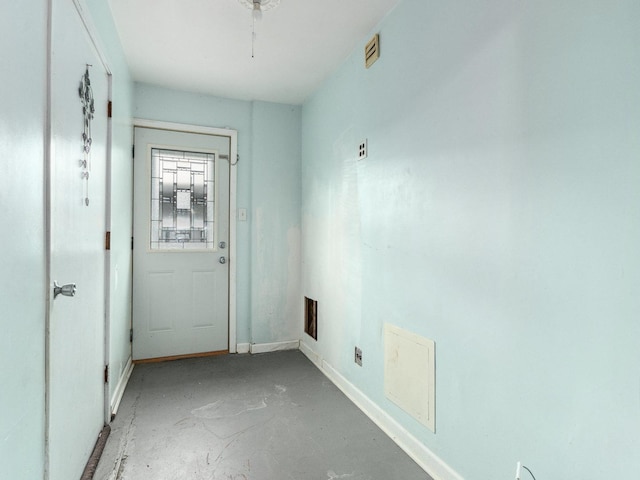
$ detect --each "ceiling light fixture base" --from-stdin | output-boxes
[238,0,280,12]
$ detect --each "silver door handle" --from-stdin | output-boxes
[54,281,76,299]
[219,257,226,264]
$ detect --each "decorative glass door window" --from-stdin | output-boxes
[150,148,216,250]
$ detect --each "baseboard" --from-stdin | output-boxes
[249,340,300,354]
[110,357,134,417]
[300,345,463,480]
[172,342,295,355]
[299,341,321,368]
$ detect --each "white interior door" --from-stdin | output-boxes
[133,127,230,360]
[48,2,108,479]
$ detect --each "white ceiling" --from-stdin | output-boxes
[107,0,402,105]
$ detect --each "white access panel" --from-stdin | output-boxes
[384,323,436,432]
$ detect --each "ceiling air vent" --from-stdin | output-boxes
[365,34,380,69]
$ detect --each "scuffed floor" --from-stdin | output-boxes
[95,350,431,480]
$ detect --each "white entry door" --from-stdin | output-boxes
[48,1,109,479]
[133,127,231,360]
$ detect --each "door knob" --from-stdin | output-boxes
[53,281,77,299]
[219,257,226,264]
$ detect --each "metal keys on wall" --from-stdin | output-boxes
[79,65,94,206]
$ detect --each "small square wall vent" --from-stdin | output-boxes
[365,34,380,69]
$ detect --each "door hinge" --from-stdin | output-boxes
[105,231,111,250]
[130,328,133,343]
[132,145,135,158]
[104,365,109,383]
[107,100,113,118]
[131,236,134,250]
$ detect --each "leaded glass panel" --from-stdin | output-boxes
[150,148,216,250]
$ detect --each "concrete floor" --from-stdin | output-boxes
[95,350,431,480]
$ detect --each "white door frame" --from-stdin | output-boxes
[133,119,238,353]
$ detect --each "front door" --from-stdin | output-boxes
[48,1,109,479]
[133,127,230,360]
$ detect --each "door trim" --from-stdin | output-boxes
[132,119,238,353]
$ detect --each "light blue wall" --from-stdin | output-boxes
[0,2,47,478]
[0,1,133,475]
[301,0,640,478]
[135,85,302,345]
[251,102,302,344]
[86,0,135,407]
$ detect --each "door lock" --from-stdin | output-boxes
[219,241,226,249]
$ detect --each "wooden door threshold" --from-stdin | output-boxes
[134,349,229,364]
[80,425,110,480]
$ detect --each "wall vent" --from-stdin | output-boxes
[365,34,380,69]
[304,297,317,340]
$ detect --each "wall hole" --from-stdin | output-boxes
[304,297,317,340]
